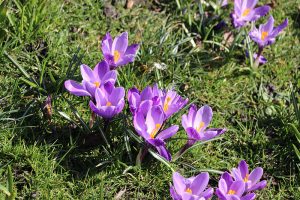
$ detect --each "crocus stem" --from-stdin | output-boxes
[89,112,96,128]
[254,47,264,68]
[136,146,149,166]
[173,142,193,161]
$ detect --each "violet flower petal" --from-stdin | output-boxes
[64,80,91,97]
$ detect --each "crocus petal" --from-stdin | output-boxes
[64,80,91,97]
[185,127,201,141]
[218,179,228,194]
[133,111,148,138]
[262,16,275,33]
[246,0,257,9]
[125,43,139,55]
[140,86,153,101]
[82,80,96,97]
[238,160,249,179]
[194,105,213,131]
[94,87,107,106]
[248,180,267,192]
[271,18,288,38]
[109,87,125,105]
[253,53,267,65]
[97,106,116,119]
[240,193,256,200]
[201,187,214,199]
[93,60,109,80]
[138,100,153,116]
[80,64,95,82]
[156,145,171,161]
[222,172,234,186]
[146,106,164,134]
[112,32,128,54]
[216,188,227,200]
[102,70,117,85]
[156,125,179,140]
[190,172,209,195]
[250,6,270,21]
[181,193,198,200]
[172,172,187,194]
[115,55,136,66]
[115,99,125,114]
[230,180,245,197]
[170,186,181,200]
[101,32,113,55]
[202,128,226,141]
[248,167,263,185]
[232,168,243,181]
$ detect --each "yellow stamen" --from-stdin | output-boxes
[185,188,192,194]
[106,101,112,106]
[150,123,161,139]
[242,8,251,17]
[114,50,120,62]
[196,121,205,132]
[163,97,172,112]
[228,190,236,195]
[243,174,249,182]
[261,31,268,40]
[94,81,100,88]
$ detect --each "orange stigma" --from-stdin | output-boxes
[196,121,205,132]
[94,81,100,88]
[163,97,172,112]
[261,31,268,40]
[150,124,161,139]
[242,8,251,17]
[185,188,192,194]
[106,101,112,106]
[114,50,120,62]
[228,190,236,195]
[243,174,249,182]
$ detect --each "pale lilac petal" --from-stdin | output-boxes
[201,187,214,199]
[232,168,243,181]
[138,100,153,116]
[101,32,113,55]
[109,87,125,105]
[241,193,256,200]
[246,0,257,9]
[80,64,95,82]
[115,55,135,66]
[156,145,171,161]
[170,186,181,200]
[216,188,227,200]
[133,111,148,138]
[146,106,164,133]
[270,18,288,38]
[202,128,226,141]
[194,105,213,131]
[112,32,128,54]
[238,160,249,179]
[248,180,267,192]
[230,180,245,197]
[221,172,234,186]
[82,80,96,97]
[190,172,209,195]
[173,172,186,195]
[250,6,271,21]
[262,16,275,33]
[156,125,179,140]
[64,80,91,97]
[102,70,117,85]
[140,86,153,101]
[125,43,139,55]
[248,167,263,185]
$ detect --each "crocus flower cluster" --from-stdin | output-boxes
[216,160,267,200]
[228,0,288,66]
[130,84,188,160]
[65,32,139,119]
[170,160,267,200]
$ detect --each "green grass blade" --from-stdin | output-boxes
[148,149,174,172]
[0,184,10,196]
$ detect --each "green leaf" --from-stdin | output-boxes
[0,184,10,196]
[292,144,300,161]
[148,149,174,172]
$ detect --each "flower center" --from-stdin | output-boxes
[114,50,120,62]
[163,96,172,112]
[196,121,205,132]
[106,101,112,106]
[94,81,100,88]
[242,8,251,17]
[261,31,268,40]
[150,123,161,139]
[243,174,249,182]
[228,190,236,195]
[185,188,192,194]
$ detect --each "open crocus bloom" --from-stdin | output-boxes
[170,172,213,200]
[182,105,226,145]
[89,84,125,119]
[153,84,188,120]
[216,172,256,200]
[133,105,178,161]
[249,16,288,48]
[128,85,160,116]
[231,0,270,28]
[64,60,117,98]
[231,160,267,192]
[101,32,139,69]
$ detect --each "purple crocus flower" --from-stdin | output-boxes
[231,160,267,192]
[182,105,226,146]
[101,32,139,69]
[128,84,188,120]
[216,172,256,200]
[246,51,267,65]
[64,60,117,98]
[170,172,213,200]
[154,84,188,120]
[231,0,270,28]
[89,83,125,119]
[128,85,160,116]
[249,16,288,48]
[133,105,179,161]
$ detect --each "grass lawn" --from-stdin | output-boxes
[0,0,299,199]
